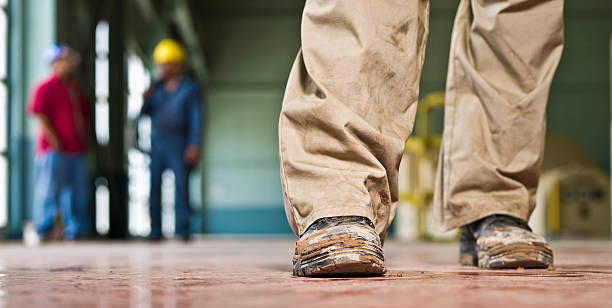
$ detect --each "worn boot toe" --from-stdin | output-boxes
[461,215,553,269]
[293,216,385,277]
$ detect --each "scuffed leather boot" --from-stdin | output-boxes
[460,214,553,269]
[292,216,385,277]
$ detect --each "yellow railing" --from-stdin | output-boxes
[398,91,452,240]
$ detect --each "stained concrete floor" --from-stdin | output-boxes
[0,238,611,307]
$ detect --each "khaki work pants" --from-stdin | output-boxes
[279,0,564,240]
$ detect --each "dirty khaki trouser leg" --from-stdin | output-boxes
[279,0,430,239]
[433,0,565,231]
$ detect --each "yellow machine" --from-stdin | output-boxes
[537,167,611,238]
[397,94,612,240]
[531,134,611,238]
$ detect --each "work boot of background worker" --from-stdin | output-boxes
[279,0,564,277]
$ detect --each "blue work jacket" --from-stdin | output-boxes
[141,77,203,147]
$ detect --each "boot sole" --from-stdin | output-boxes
[294,246,385,277]
[478,243,553,269]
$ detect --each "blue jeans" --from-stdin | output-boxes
[33,152,90,239]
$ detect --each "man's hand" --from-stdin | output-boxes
[143,86,154,99]
[35,114,62,152]
[47,131,62,151]
[184,145,201,166]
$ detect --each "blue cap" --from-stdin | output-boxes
[45,44,66,64]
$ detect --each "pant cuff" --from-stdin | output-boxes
[435,207,531,232]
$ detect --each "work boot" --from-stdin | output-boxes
[292,216,386,277]
[459,214,553,269]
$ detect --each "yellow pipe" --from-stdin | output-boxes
[547,181,562,233]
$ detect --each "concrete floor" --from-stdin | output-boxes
[0,238,611,307]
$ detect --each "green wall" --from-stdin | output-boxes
[200,1,302,233]
[421,0,612,172]
[548,2,612,172]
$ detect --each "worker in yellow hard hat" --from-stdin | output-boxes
[140,39,203,241]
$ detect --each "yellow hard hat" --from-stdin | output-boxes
[153,39,186,64]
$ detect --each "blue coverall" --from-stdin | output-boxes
[141,77,203,239]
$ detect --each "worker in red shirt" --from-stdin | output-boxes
[28,44,91,242]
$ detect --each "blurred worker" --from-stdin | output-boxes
[28,44,91,243]
[281,0,564,276]
[141,39,203,241]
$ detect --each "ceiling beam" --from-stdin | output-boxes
[131,0,169,64]
[172,0,209,82]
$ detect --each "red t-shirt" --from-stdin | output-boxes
[29,75,90,155]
